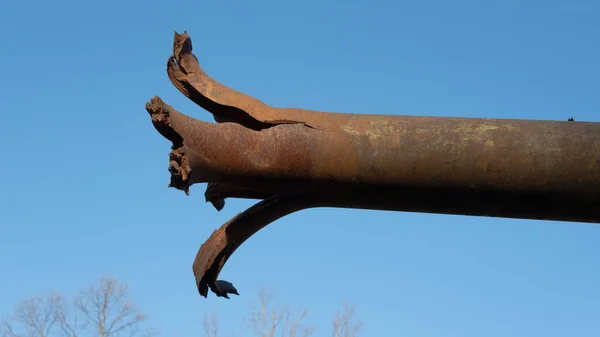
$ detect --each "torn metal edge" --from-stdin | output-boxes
[145,96,191,194]
[193,194,322,298]
[168,31,323,131]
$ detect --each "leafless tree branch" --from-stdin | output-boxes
[331,304,361,337]
[0,293,62,337]
[245,289,314,337]
[1,277,155,337]
[201,289,360,337]
[55,296,83,337]
[202,314,219,337]
[74,277,153,337]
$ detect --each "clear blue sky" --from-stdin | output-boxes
[1,0,599,336]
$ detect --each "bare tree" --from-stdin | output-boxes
[1,277,155,337]
[331,304,361,337]
[202,288,360,337]
[247,289,315,337]
[0,293,63,337]
[202,314,219,337]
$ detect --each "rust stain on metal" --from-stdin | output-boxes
[145,30,600,300]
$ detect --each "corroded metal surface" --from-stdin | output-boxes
[146,31,600,299]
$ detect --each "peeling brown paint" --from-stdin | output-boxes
[146,31,600,299]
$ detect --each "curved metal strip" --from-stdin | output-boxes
[167,31,352,131]
[193,194,324,298]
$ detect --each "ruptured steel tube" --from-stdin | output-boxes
[146,96,600,223]
[145,31,600,299]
